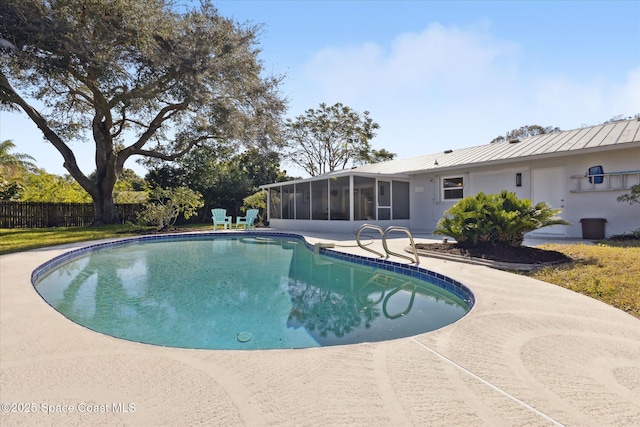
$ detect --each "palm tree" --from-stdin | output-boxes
[0,140,37,178]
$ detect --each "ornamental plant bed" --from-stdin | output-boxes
[415,243,571,265]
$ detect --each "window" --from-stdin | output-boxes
[377,180,391,220]
[442,176,464,200]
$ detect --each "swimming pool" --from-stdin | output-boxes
[32,232,474,350]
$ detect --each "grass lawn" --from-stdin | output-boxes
[2,225,639,319]
[0,223,214,255]
[527,241,640,319]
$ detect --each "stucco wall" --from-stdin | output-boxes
[409,147,640,238]
[562,149,640,237]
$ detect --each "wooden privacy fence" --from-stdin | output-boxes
[0,201,142,228]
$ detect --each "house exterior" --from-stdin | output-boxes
[261,118,640,238]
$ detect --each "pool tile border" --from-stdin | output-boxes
[316,243,475,307]
[30,231,475,309]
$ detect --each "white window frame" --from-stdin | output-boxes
[442,175,464,200]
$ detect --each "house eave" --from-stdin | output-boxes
[259,170,411,189]
[402,140,640,175]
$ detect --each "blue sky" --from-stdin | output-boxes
[1,0,639,178]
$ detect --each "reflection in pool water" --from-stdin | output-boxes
[33,234,473,350]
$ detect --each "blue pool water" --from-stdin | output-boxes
[32,233,474,350]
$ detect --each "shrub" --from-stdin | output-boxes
[137,186,203,231]
[0,177,22,200]
[616,184,640,205]
[434,191,570,246]
[242,190,266,224]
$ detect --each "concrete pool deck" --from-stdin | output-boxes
[1,231,639,426]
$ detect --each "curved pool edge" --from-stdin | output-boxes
[29,231,476,350]
[5,233,640,426]
[30,230,475,313]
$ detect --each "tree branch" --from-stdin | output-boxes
[115,101,189,170]
[0,72,96,196]
[132,135,211,162]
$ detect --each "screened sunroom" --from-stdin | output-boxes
[260,172,411,232]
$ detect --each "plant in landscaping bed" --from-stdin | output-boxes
[434,191,570,246]
[137,187,204,231]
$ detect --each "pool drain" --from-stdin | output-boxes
[237,332,253,343]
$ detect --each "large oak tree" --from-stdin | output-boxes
[0,0,285,224]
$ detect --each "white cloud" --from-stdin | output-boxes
[530,67,640,130]
[301,41,383,102]
[301,23,519,103]
[385,23,518,87]
[530,76,605,126]
[612,67,640,117]
[289,20,639,163]
[290,22,527,157]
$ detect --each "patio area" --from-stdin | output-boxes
[1,231,639,426]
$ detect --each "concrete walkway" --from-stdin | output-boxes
[1,231,639,426]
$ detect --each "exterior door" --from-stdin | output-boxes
[377,180,391,220]
[531,167,566,235]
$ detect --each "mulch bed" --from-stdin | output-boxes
[415,243,572,265]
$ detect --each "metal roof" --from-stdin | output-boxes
[261,119,640,188]
[353,118,640,175]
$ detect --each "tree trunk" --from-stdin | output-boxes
[92,190,119,226]
[89,110,122,226]
[91,165,120,225]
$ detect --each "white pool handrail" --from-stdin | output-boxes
[356,224,420,264]
[382,226,420,264]
[356,224,385,258]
